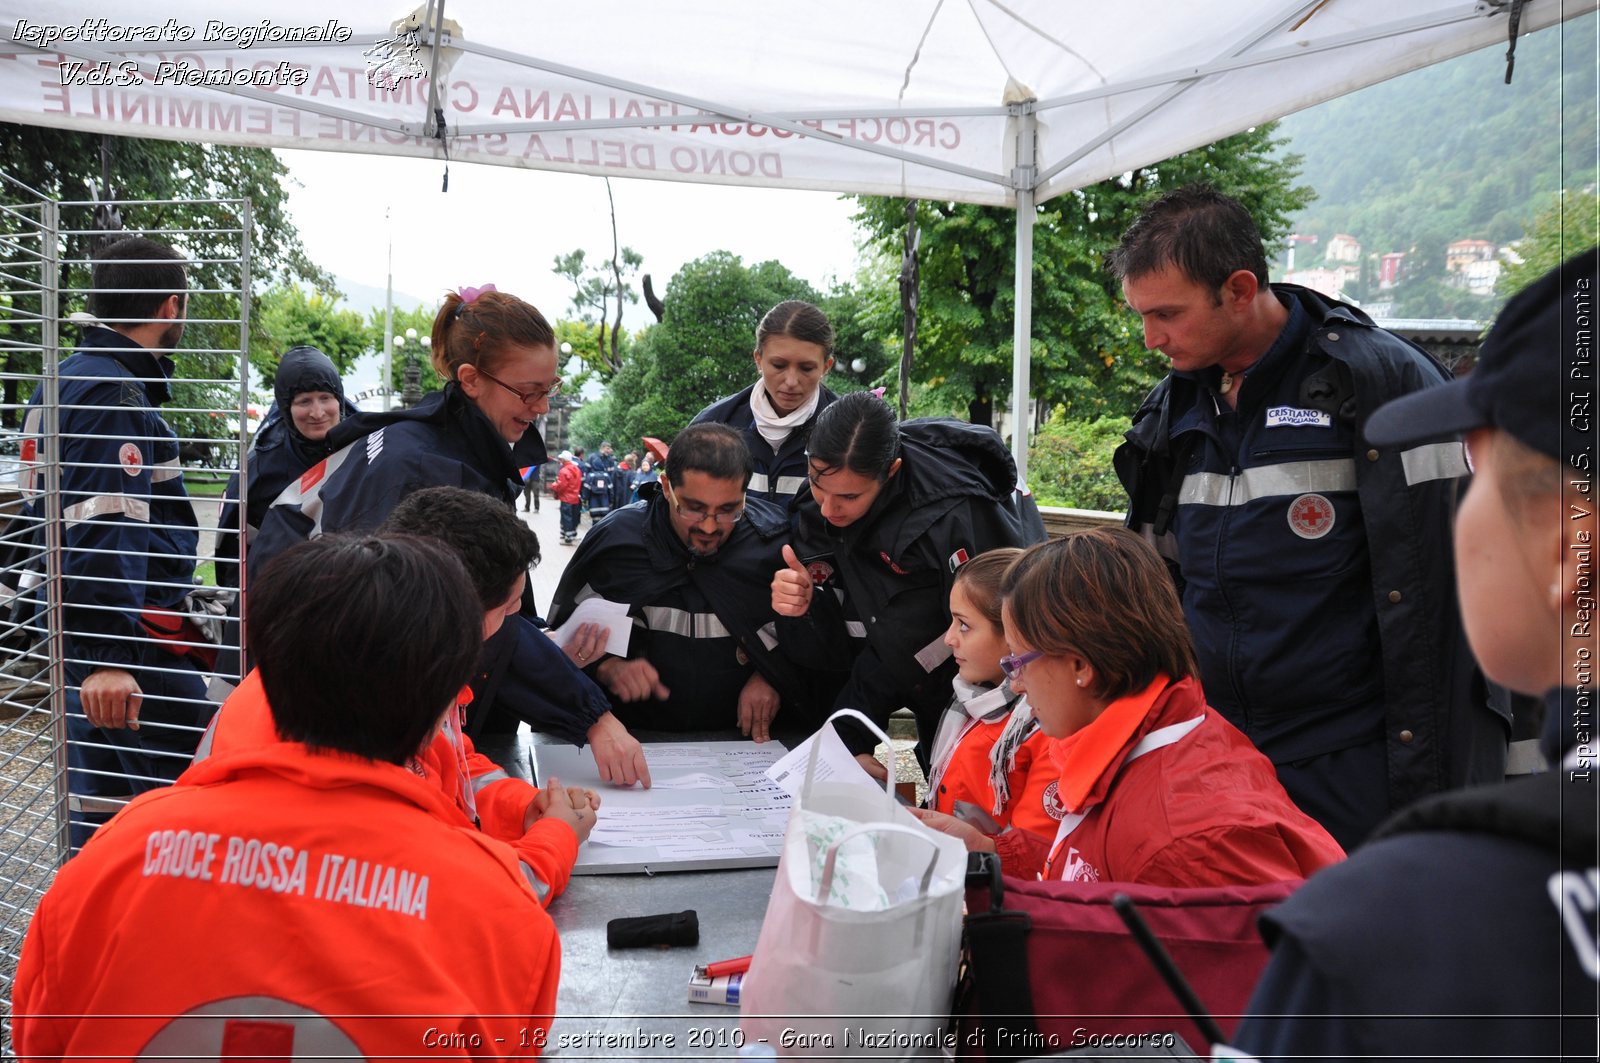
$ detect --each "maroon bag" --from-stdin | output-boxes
[957,854,1297,1060]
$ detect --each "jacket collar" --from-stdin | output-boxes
[1050,674,1198,814]
[79,325,174,406]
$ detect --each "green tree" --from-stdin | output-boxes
[256,284,374,381]
[583,253,889,450]
[553,245,643,378]
[851,123,1314,425]
[1026,411,1133,512]
[1499,190,1600,298]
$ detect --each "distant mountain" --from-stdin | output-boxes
[1276,14,1596,262]
[330,275,427,318]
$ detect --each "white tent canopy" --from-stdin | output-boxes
[2,0,1590,477]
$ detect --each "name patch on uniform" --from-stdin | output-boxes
[1265,406,1332,429]
[879,551,908,575]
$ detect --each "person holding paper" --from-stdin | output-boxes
[913,528,1343,887]
[549,423,827,741]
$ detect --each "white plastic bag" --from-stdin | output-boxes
[740,710,966,1059]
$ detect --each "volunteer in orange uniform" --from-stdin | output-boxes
[924,547,1057,840]
[916,528,1343,886]
[197,487,599,906]
[14,536,567,1058]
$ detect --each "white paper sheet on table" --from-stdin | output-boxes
[548,596,632,657]
[765,720,884,799]
[532,740,792,874]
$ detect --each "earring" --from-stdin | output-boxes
[1076,677,1084,687]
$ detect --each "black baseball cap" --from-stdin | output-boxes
[1363,247,1598,466]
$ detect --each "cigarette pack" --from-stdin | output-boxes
[687,968,744,1006]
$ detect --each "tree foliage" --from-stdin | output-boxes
[554,245,643,379]
[851,123,1314,425]
[1499,190,1600,298]
[1277,16,1595,316]
[255,284,373,382]
[0,127,328,432]
[579,252,886,451]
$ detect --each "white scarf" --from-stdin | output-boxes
[749,384,820,453]
[925,677,1017,805]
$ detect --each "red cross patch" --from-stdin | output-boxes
[1287,493,1336,539]
[118,442,142,476]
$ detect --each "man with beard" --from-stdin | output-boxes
[21,237,213,846]
[548,423,818,742]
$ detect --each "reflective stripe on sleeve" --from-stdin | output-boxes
[149,457,182,482]
[471,769,510,794]
[1400,441,1469,486]
[1178,458,1356,508]
[756,622,778,650]
[845,621,868,639]
[914,632,952,673]
[520,863,553,903]
[64,494,150,524]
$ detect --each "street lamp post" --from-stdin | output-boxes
[401,327,424,408]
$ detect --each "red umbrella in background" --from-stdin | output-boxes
[641,436,669,466]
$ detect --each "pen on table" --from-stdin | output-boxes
[700,955,752,979]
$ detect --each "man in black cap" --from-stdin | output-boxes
[1233,248,1599,1061]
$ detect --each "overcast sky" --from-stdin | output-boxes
[276,147,867,328]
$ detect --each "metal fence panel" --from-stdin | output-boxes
[0,175,249,1051]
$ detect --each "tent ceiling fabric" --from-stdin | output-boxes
[1,0,1589,206]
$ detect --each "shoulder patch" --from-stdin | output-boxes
[118,442,143,476]
[948,548,971,572]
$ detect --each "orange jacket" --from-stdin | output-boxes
[196,670,578,905]
[994,677,1345,886]
[13,740,558,1059]
[925,686,1057,840]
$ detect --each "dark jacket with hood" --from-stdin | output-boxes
[1113,284,1502,835]
[248,382,610,745]
[691,382,841,506]
[215,346,358,588]
[1235,689,1597,1061]
[784,418,1042,756]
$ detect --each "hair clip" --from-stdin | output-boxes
[459,283,497,304]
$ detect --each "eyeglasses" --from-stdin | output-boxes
[670,499,746,526]
[663,483,746,526]
[999,649,1045,681]
[475,366,562,405]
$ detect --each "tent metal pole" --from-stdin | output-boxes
[1009,103,1037,489]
